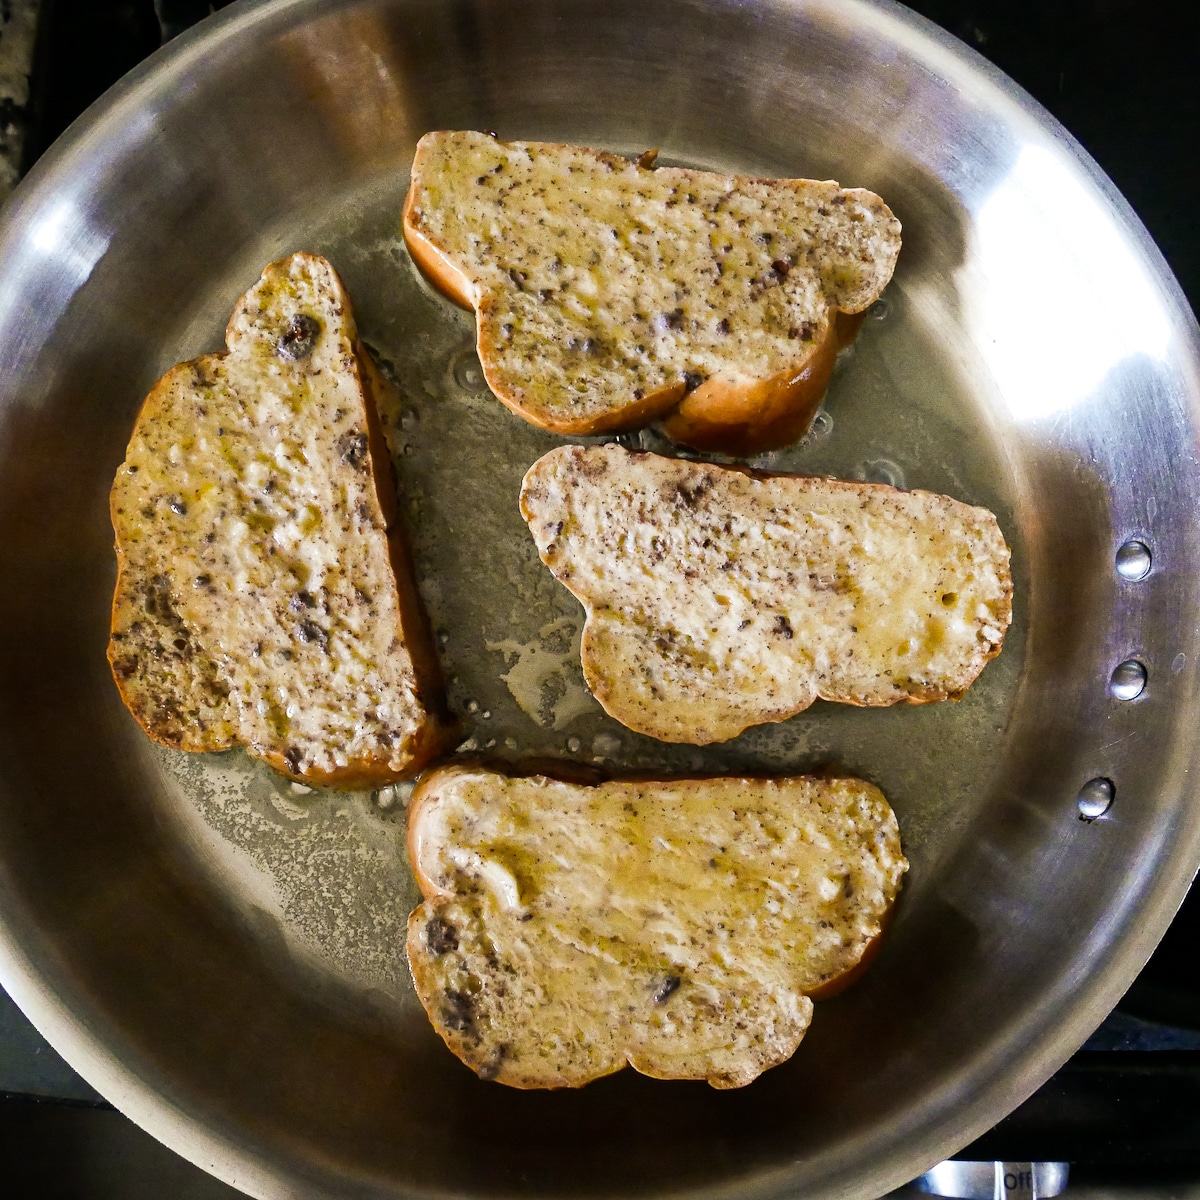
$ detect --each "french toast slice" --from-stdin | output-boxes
[108,253,450,787]
[520,444,1012,744]
[403,131,900,453]
[406,764,907,1088]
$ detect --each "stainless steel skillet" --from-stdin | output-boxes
[0,0,1198,1197]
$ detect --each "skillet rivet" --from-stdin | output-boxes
[1077,778,1115,820]
[1115,540,1152,581]
[1109,660,1147,701]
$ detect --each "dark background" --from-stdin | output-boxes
[25,0,1199,311]
[5,0,1200,1195]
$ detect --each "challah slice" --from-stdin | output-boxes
[108,252,450,787]
[406,764,907,1089]
[403,131,900,453]
[520,444,1012,744]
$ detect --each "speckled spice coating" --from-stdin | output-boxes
[404,131,901,435]
[521,444,1013,744]
[108,253,447,786]
[407,765,906,1089]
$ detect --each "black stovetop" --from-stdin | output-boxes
[4,0,1200,1194]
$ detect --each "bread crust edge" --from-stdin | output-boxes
[662,310,867,455]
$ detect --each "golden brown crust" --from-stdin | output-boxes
[402,184,476,309]
[405,908,635,1091]
[805,911,891,1001]
[356,347,452,767]
[406,766,453,899]
[662,310,868,454]
[487,368,683,438]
